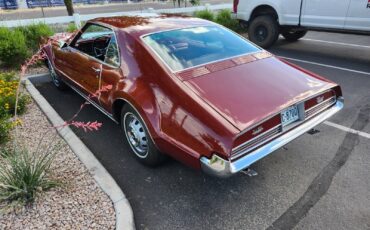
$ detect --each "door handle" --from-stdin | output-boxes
[92,67,101,73]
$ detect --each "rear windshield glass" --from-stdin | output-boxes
[142,26,260,72]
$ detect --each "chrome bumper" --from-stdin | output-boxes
[200,97,344,178]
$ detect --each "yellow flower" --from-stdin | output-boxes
[4,103,9,110]
[12,119,23,127]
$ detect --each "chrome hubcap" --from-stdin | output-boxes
[124,113,148,157]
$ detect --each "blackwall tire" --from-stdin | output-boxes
[281,29,307,41]
[247,15,279,48]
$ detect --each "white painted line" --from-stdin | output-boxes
[280,56,370,76]
[301,38,370,49]
[324,121,370,139]
[24,79,135,230]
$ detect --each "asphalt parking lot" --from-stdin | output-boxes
[30,31,370,230]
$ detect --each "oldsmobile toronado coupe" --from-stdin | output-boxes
[43,14,343,177]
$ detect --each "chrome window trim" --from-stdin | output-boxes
[139,25,262,73]
[68,22,122,69]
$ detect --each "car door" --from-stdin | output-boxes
[55,23,114,98]
[344,0,370,31]
[301,0,351,29]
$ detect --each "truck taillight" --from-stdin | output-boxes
[233,0,239,13]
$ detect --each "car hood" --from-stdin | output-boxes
[183,57,336,131]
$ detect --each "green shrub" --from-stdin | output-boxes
[0,116,12,144]
[0,72,29,119]
[0,145,58,208]
[194,9,215,21]
[215,9,242,32]
[66,23,78,33]
[0,27,28,68]
[16,23,54,52]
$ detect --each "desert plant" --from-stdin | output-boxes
[0,27,28,68]
[0,116,12,145]
[16,23,54,52]
[0,145,59,208]
[66,23,78,33]
[194,9,215,21]
[215,9,242,32]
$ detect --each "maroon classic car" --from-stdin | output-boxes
[43,14,343,177]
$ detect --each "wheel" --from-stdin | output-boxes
[281,29,307,41]
[247,15,279,48]
[121,105,165,166]
[46,59,68,90]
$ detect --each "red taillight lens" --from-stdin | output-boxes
[233,0,239,13]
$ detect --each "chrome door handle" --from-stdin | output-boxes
[92,67,101,73]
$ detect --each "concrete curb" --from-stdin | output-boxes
[24,75,135,230]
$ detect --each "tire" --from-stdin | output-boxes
[281,29,307,42]
[121,105,165,166]
[248,15,279,48]
[46,59,68,90]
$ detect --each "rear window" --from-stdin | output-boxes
[142,26,260,72]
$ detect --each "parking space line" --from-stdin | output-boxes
[301,38,370,49]
[324,121,370,139]
[280,56,370,76]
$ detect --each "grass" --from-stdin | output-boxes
[0,144,59,210]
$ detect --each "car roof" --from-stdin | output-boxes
[89,14,214,38]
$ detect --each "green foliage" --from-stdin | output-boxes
[0,146,58,208]
[194,9,215,21]
[215,9,242,32]
[66,23,78,33]
[16,23,54,52]
[0,116,12,145]
[0,72,29,118]
[0,27,28,68]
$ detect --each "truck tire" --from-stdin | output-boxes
[248,15,279,48]
[281,29,307,41]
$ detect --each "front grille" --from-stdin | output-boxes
[305,97,336,118]
[231,125,282,160]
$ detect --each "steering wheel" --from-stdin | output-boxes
[92,37,110,58]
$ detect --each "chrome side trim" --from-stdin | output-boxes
[200,97,343,177]
[65,82,119,124]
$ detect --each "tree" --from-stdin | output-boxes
[64,0,74,16]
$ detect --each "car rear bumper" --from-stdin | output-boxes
[200,97,344,178]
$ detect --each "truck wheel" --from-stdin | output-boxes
[121,105,166,166]
[248,15,279,48]
[281,29,307,41]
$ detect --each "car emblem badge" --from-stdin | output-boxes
[252,126,264,135]
[316,96,324,104]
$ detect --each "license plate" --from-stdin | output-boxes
[281,105,299,127]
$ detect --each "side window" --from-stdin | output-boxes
[71,24,114,61]
[104,36,120,67]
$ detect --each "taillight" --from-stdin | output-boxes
[233,0,239,13]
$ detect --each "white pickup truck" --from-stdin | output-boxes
[233,0,370,48]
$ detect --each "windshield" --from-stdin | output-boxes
[142,26,260,72]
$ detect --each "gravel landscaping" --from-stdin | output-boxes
[0,93,115,229]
